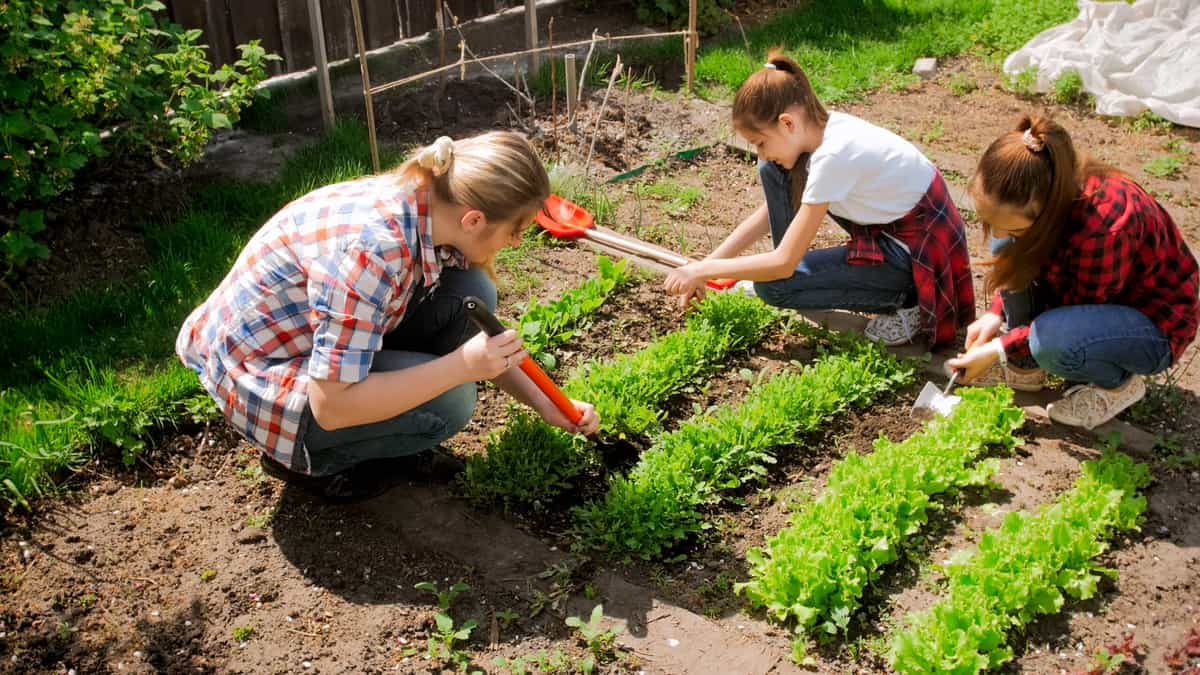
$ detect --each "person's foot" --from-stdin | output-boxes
[259,448,465,504]
[971,362,1047,392]
[864,305,923,346]
[1047,375,1146,430]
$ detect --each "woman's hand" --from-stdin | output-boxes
[963,313,1004,351]
[946,339,1002,384]
[540,399,600,435]
[663,262,708,298]
[675,286,707,312]
[458,329,528,381]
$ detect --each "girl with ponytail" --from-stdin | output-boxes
[177,132,599,502]
[663,50,975,349]
[947,115,1198,429]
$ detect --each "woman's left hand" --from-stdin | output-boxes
[945,341,1001,384]
[542,399,600,436]
[663,262,707,296]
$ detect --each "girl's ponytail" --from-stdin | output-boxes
[973,114,1119,294]
[733,49,828,207]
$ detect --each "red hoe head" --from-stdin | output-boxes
[536,194,595,238]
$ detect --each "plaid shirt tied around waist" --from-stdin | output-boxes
[831,169,976,348]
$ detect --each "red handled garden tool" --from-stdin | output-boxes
[535,194,737,292]
[910,369,964,421]
[463,296,584,425]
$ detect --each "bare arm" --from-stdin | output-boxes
[308,329,522,430]
[667,202,828,289]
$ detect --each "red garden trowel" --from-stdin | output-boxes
[910,369,964,420]
[535,194,737,292]
[463,296,584,425]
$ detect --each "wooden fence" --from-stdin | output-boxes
[161,0,504,76]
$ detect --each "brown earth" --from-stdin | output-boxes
[3,14,1200,675]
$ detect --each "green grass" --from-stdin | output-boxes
[1,121,400,511]
[694,0,1076,101]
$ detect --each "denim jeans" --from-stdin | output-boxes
[751,160,916,313]
[999,284,1173,389]
[301,267,495,476]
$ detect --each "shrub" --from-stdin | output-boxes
[1052,69,1086,104]
[633,0,734,36]
[1,0,277,275]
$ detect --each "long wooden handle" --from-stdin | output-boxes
[462,297,583,425]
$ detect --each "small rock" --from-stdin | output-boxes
[238,528,267,545]
[912,57,938,80]
[168,475,189,489]
[73,548,95,564]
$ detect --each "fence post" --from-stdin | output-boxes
[686,0,697,93]
[306,0,336,130]
[349,0,381,173]
[565,53,577,121]
[524,0,539,76]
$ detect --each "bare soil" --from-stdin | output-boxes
[4,16,1200,675]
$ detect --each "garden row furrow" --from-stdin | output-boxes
[573,334,914,561]
[516,256,630,369]
[736,387,1025,643]
[890,451,1151,675]
[460,292,776,510]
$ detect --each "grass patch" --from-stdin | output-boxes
[694,0,1075,101]
[1,121,401,511]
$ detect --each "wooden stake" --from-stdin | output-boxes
[686,0,697,92]
[564,53,577,122]
[435,0,446,90]
[585,56,622,182]
[549,18,557,156]
[305,0,335,130]
[524,0,539,75]
[349,0,380,173]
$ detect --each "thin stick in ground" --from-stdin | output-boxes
[584,55,623,182]
[549,17,557,158]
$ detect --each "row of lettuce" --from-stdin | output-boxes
[469,269,1153,674]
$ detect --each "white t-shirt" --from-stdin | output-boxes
[801,111,935,225]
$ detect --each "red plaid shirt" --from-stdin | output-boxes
[176,176,466,473]
[835,170,976,348]
[992,172,1199,362]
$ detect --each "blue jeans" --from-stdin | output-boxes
[999,285,1173,389]
[751,160,916,313]
[301,267,495,476]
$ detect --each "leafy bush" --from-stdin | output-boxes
[460,410,596,511]
[564,292,775,438]
[1053,68,1087,104]
[1,0,277,274]
[633,0,734,36]
[891,452,1150,674]
[737,387,1024,640]
[575,334,913,560]
[517,256,630,369]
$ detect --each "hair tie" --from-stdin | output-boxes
[418,136,455,176]
[763,63,777,70]
[1021,128,1044,153]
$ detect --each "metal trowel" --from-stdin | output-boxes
[911,369,964,420]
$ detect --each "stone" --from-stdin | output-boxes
[913,57,938,80]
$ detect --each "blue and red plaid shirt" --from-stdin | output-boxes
[176,176,466,472]
[833,169,976,348]
[991,172,1199,362]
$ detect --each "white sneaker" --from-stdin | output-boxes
[1047,375,1146,430]
[972,362,1047,392]
[864,305,923,346]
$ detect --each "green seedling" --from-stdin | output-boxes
[949,72,977,96]
[199,569,216,582]
[232,625,255,642]
[427,611,477,670]
[414,580,470,610]
[566,604,619,666]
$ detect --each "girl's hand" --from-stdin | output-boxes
[541,399,600,435]
[964,313,1004,351]
[946,340,1002,384]
[663,263,707,297]
[458,329,528,381]
[676,286,707,312]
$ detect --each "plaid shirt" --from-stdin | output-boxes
[833,170,976,348]
[176,176,466,473]
[992,172,1199,362]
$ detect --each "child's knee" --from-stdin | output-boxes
[753,280,786,306]
[433,381,477,439]
[459,268,497,311]
[1029,319,1081,374]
